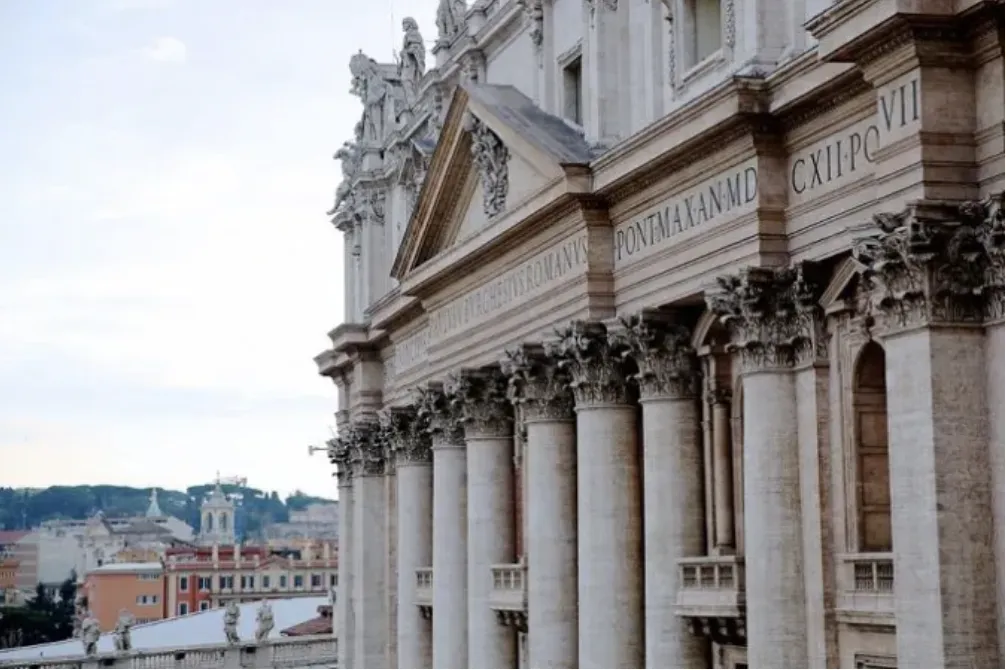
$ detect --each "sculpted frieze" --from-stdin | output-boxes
[415,382,465,446]
[851,193,1005,331]
[465,113,510,219]
[616,309,700,400]
[500,344,574,423]
[446,367,513,438]
[380,406,432,466]
[550,320,636,407]
[706,262,826,372]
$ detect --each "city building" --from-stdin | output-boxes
[0,530,39,593]
[315,1,1004,669]
[198,482,238,546]
[82,561,166,631]
[263,502,340,543]
[163,542,338,618]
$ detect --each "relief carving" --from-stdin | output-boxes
[415,382,466,446]
[380,406,432,466]
[706,262,826,372]
[465,114,510,218]
[616,309,700,400]
[446,367,513,438]
[550,320,635,407]
[501,344,575,423]
[851,193,1005,332]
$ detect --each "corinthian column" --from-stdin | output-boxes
[451,368,517,669]
[383,407,433,669]
[552,321,643,669]
[348,420,389,668]
[329,437,355,670]
[502,345,578,669]
[618,311,708,668]
[851,197,1003,668]
[707,265,818,669]
[417,384,468,669]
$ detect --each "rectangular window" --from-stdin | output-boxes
[179,576,189,592]
[561,55,583,126]
[279,575,288,588]
[310,574,322,588]
[179,603,189,615]
[683,0,722,68]
[263,575,271,589]
[329,574,337,587]
[294,574,304,588]
[198,576,212,591]
[199,601,210,611]
[219,575,234,589]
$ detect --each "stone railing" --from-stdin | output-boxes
[0,635,337,670]
[836,552,895,625]
[674,555,746,619]
[415,567,433,609]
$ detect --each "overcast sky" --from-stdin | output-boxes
[0,0,440,498]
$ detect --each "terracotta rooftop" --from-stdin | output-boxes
[280,605,333,637]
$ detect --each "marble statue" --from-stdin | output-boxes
[436,0,468,43]
[255,600,275,643]
[350,51,393,144]
[223,600,241,645]
[399,17,426,103]
[72,591,87,639]
[80,613,101,657]
[113,610,134,653]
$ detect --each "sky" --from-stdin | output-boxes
[0,0,440,498]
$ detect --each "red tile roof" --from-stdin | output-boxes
[280,605,333,637]
[0,531,29,545]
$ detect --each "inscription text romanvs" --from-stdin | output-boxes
[428,232,589,340]
[614,162,758,266]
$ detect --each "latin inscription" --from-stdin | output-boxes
[394,327,429,375]
[788,76,920,202]
[428,232,589,341]
[613,160,759,267]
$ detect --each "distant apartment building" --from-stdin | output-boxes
[0,530,39,591]
[262,502,339,542]
[83,561,165,631]
[164,542,337,617]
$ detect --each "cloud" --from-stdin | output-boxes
[141,36,187,64]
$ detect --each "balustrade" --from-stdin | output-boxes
[674,555,746,619]
[414,566,433,608]
[488,563,526,613]
[836,552,895,625]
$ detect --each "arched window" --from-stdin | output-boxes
[220,512,229,532]
[853,341,891,552]
[204,513,214,532]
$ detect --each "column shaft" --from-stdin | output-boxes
[466,435,516,669]
[432,442,467,669]
[577,404,643,668]
[641,397,707,668]
[987,321,1005,662]
[337,478,355,670]
[526,418,578,668]
[353,474,388,668]
[743,370,808,668]
[396,463,433,668]
[711,400,735,550]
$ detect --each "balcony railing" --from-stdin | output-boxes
[488,563,526,612]
[836,552,895,625]
[0,635,337,669]
[415,567,433,608]
[674,556,745,619]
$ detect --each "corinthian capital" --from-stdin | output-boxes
[706,262,825,372]
[327,435,354,483]
[550,320,635,407]
[415,382,465,447]
[852,193,1005,331]
[348,419,386,477]
[444,367,513,439]
[380,406,431,466]
[501,344,574,422]
[616,309,699,400]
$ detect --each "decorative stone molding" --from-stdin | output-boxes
[517,0,544,56]
[347,420,386,477]
[415,382,466,446]
[723,0,736,49]
[616,309,700,400]
[705,262,826,372]
[380,406,433,466]
[327,435,354,483]
[446,366,514,438]
[462,51,485,85]
[550,320,635,407]
[501,344,575,423]
[661,0,676,91]
[464,113,510,218]
[851,193,1005,332]
[585,0,617,25]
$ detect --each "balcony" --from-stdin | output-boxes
[675,556,745,646]
[836,552,895,626]
[489,563,527,631]
[415,567,432,618]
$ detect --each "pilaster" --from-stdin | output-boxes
[552,320,643,668]
[583,0,624,147]
[328,436,355,670]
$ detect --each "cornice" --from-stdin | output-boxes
[774,64,872,132]
[370,291,425,332]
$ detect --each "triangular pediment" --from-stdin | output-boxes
[391,84,593,281]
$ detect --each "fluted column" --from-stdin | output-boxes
[851,197,1002,668]
[418,384,468,669]
[707,266,815,669]
[384,408,433,669]
[552,321,643,669]
[329,439,355,670]
[619,311,708,669]
[452,368,517,669]
[502,345,578,669]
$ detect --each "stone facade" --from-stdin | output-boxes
[317,0,1004,668]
